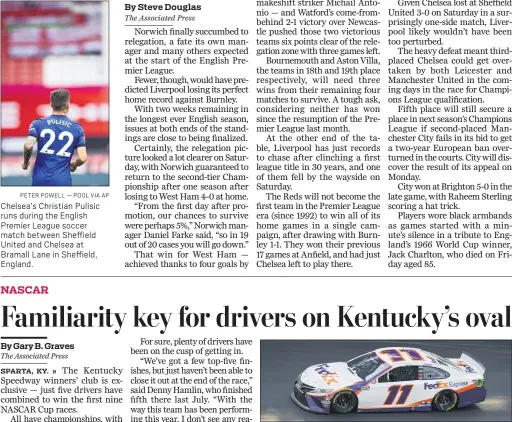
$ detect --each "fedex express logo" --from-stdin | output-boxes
[424,381,468,390]
[315,364,340,385]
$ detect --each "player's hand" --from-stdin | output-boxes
[21,162,29,170]
[70,161,77,172]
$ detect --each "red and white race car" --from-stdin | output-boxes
[292,347,486,414]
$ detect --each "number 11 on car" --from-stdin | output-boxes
[384,385,413,405]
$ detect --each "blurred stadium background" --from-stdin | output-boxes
[1,1,109,186]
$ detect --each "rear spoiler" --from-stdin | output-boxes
[460,352,486,375]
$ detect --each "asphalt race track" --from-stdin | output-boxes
[261,340,512,421]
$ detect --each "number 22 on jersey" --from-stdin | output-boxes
[39,128,74,157]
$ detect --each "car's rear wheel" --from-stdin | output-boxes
[331,390,358,414]
[433,389,458,412]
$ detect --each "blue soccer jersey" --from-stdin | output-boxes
[28,115,86,186]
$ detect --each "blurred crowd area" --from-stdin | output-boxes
[1,1,109,186]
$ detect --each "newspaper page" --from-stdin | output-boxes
[0,0,511,422]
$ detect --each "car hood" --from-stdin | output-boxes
[299,362,363,390]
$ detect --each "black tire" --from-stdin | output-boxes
[433,389,458,412]
[331,390,358,414]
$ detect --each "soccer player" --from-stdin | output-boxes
[21,89,87,186]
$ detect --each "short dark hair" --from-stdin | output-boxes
[50,89,70,111]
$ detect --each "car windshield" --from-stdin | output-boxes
[348,352,387,380]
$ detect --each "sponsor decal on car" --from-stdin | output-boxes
[314,364,340,385]
[450,381,469,388]
[457,361,476,373]
[424,380,469,390]
[474,379,484,387]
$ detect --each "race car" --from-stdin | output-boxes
[291,347,486,414]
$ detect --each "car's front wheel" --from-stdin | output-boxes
[433,389,458,412]
[331,390,358,414]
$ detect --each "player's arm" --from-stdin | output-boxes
[70,146,87,172]
[21,136,38,170]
